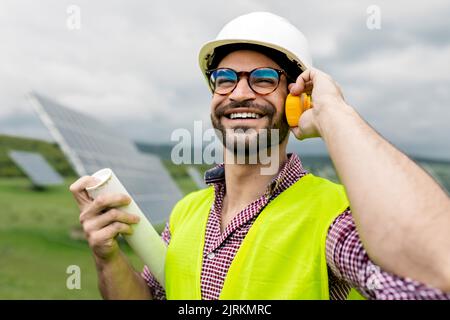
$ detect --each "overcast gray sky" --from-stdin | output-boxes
[1,0,449,159]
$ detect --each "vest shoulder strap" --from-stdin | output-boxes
[169,186,214,235]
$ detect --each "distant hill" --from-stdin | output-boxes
[0,134,75,177]
[1,135,449,193]
[135,142,174,160]
[136,141,450,193]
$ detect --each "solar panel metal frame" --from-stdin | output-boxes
[29,92,183,224]
[8,150,64,187]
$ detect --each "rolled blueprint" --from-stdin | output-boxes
[86,168,166,287]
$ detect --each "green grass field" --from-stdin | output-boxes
[0,177,147,299]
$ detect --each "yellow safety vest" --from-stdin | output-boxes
[165,173,365,299]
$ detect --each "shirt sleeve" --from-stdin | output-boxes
[326,208,450,300]
[141,221,170,300]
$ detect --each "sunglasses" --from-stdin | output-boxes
[205,67,289,95]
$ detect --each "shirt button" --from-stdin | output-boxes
[207,252,215,260]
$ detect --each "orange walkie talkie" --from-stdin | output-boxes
[285,93,312,127]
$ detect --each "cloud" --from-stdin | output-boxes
[0,0,449,159]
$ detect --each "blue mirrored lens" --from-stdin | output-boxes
[211,69,237,89]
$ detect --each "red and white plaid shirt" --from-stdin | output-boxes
[142,153,450,300]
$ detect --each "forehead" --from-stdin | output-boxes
[217,50,281,71]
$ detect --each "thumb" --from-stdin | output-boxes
[298,109,321,139]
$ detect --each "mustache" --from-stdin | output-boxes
[214,100,276,118]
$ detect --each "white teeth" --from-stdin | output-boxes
[229,112,261,119]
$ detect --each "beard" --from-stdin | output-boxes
[210,100,290,158]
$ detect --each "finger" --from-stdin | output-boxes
[289,69,313,95]
[293,68,335,95]
[84,209,140,233]
[69,176,100,195]
[92,222,134,242]
[69,176,101,207]
[298,110,321,140]
[288,83,295,92]
[289,109,318,141]
[288,81,313,96]
[79,193,131,222]
[290,68,320,95]
[303,81,314,95]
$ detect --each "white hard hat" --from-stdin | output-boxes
[198,12,313,87]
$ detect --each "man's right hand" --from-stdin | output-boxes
[69,176,140,262]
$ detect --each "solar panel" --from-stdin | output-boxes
[9,150,64,187]
[186,166,207,189]
[29,92,183,224]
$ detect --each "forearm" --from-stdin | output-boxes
[319,102,450,290]
[95,251,153,300]
[327,210,450,299]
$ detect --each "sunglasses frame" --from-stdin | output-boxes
[205,67,291,95]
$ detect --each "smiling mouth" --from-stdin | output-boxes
[224,112,263,120]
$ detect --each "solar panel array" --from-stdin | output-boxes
[9,150,64,187]
[30,92,183,224]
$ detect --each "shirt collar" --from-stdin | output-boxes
[204,153,308,198]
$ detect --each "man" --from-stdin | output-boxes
[69,12,450,299]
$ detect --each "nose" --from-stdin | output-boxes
[228,77,256,102]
